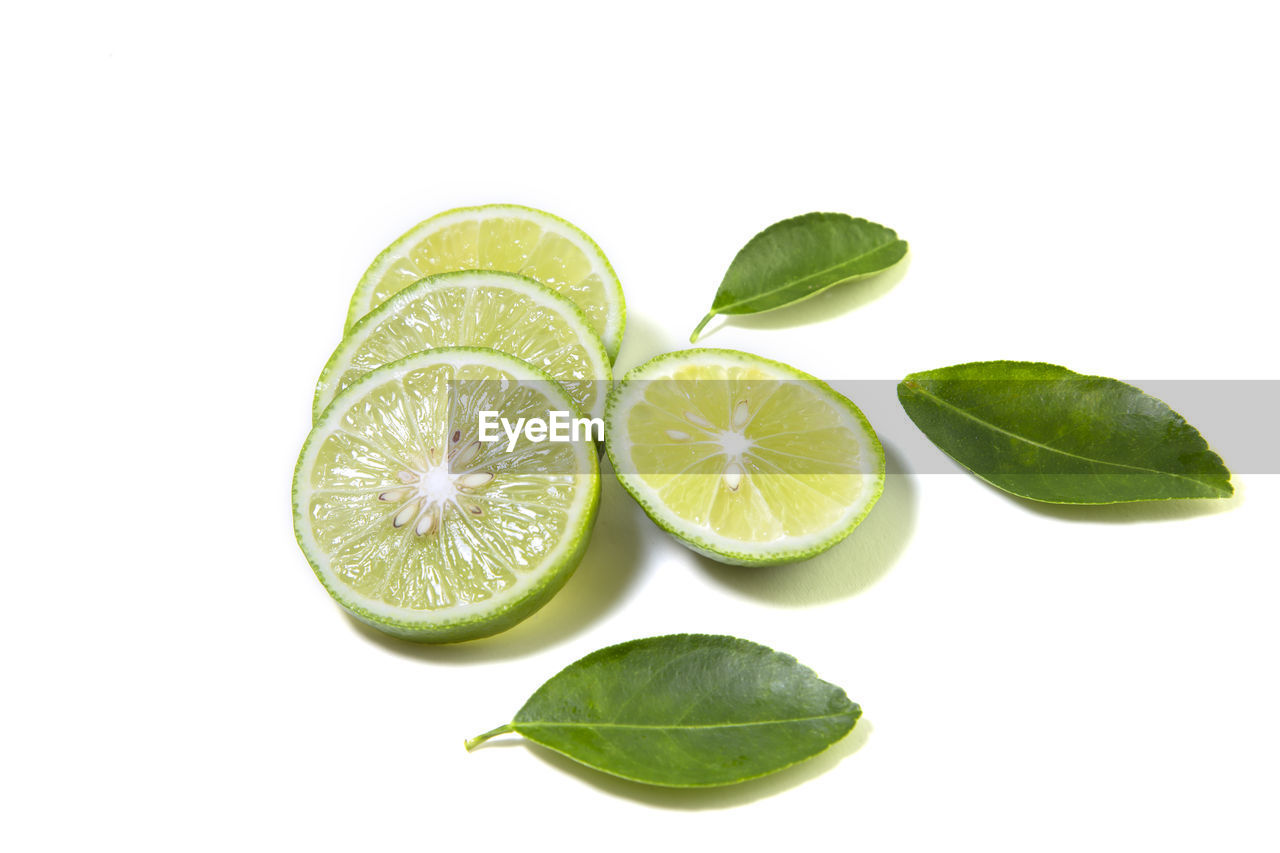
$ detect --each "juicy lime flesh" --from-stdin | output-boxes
[305,361,582,613]
[317,274,607,419]
[623,363,869,544]
[365,216,611,350]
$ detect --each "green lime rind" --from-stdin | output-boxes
[344,203,626,361]
[294,346,600,642]
[314,270,611,423]
[604,348,885,567]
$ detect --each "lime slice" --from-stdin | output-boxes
[315,271,609,423]
[605,349,884,566]
[294,347,600,642]
[347,204,625,361]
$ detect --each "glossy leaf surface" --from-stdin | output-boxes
[898,361,1233,504]
[466,634,860,787]
[690,212,907,340]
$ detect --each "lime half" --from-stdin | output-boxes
[294,347,600,642]
[315,271,609,422]
[347,204,625,360]
[605,349,884,566]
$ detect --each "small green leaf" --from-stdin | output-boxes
[898,361,1233,504]
[690,212,907,341]
[465,634,861,788]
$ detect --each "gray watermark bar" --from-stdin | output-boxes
[443,379,1279,475]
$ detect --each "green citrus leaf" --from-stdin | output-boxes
[690,212,907,341]
[898,361,1233,504]
[465,634,861,787]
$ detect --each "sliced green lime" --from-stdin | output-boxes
[605,349,884,566]
[315,271,609,423]
[294,347,600,642]
[347,204,625,360]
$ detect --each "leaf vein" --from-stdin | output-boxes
[715,242,902,314]
[905,383,1219,487]
[519,713,850,732]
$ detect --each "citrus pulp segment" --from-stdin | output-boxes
[605,349,884,566]
[347,204,625,360]
[294,347,600,642]
[315,271,610,423]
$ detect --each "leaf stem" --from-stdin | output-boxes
[689,313,715,343]
[464,723,514,751]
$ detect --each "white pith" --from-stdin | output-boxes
[353,205,624,356]
[295,348,598,629]
[607,349,885,561]
[375,436,495,537]
[662,424,754,490]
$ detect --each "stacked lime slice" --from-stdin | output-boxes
[295,205,620,642]
[315,271,610,422]
[295,348,599,642]
[605,349,885,565]
[345,204,626,361]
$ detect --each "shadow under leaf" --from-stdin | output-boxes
[486,718,874,811]
[985,476,1245,524]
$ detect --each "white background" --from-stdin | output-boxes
[3,2,1278,850]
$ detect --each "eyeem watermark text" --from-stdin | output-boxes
[478,411,603,451]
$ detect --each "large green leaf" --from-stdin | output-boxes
[898,361,1233,504]
[465,634,860,787]
[690,212,907,341]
